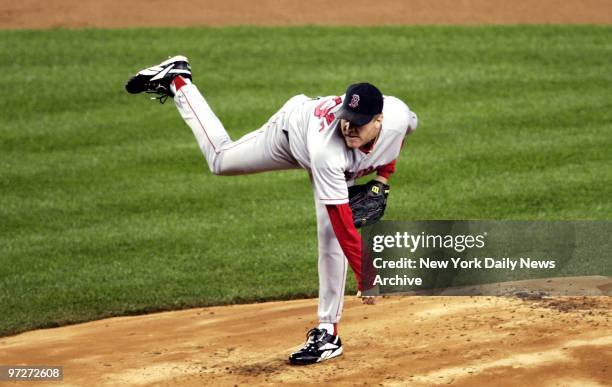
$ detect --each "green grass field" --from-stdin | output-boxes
[1,26,610,336]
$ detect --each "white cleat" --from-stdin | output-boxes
[125,55,192,103]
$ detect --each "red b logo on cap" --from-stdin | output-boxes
[349,94,360,108]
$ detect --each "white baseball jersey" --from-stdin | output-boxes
[283,94,416,205]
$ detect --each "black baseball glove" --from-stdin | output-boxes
[348,180,390,228]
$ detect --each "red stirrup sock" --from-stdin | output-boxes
[171,75,190,94]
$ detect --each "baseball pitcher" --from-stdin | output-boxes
[125,56,418,365]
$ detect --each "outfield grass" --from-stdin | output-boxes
[0,26,610,336]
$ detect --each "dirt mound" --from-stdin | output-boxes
[1,293,610,386]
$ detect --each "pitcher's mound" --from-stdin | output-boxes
[1,289,610,385]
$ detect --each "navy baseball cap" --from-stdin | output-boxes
[335,83,384,126]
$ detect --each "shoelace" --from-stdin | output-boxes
[302,328,326,352]
[145,85,170,104]
[151,94,169,104]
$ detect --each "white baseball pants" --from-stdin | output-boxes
[174,84,347,323]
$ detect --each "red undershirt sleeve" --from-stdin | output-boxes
[376,159,397,179]
[326,203,365,290]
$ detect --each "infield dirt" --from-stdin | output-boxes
[1,1,610,385]
[2,293,611,386]
[1,0,611,29]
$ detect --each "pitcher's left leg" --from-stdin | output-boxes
[313,189,347,324]
[288,190,347,365]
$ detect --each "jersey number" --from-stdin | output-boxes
[314,97,342,131]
